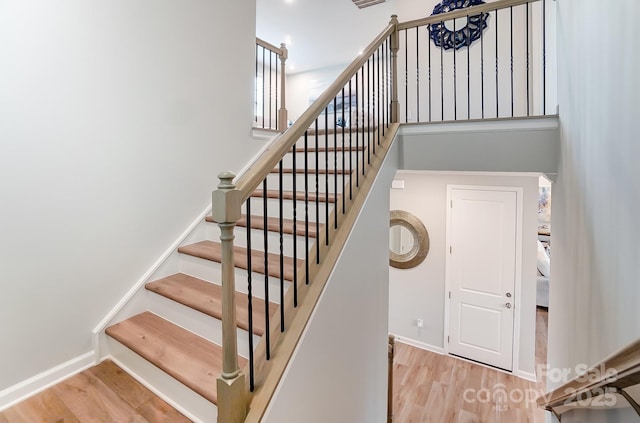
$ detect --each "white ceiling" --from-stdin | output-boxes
[256,0,397,74]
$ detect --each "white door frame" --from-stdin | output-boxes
[443,184,524,372]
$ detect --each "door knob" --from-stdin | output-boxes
[505,303,512,309]
[506,292,512,298]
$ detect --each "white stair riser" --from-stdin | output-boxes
[106,337,216,423]
[279,150,364,170]
[293,131,376,149]
[203,222,311,258]
[264,173,348,194]
[244,197,334,222]
[146,290,258,359]
[178,254,293,302]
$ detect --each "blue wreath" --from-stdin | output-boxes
[430,0,489,50]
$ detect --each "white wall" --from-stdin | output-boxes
[399,118,559,177]
[263,140,399,423]
[286,64,346,122]
[257,0,396,73]
[549,0,640,421]
[389,171,539,376]
[0,0,258,392]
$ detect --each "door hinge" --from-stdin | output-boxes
[447,336,450,343]
[450,200,453,208]
[449,246,452,254]
[448,291,451,299]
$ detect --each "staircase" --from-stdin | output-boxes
[102,129,371,422]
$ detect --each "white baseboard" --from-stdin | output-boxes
[392,335,445,355]
[0,351,95,412]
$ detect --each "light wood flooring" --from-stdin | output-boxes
[0,360,190,423]
[392,308,549,423]
[1,310,548,422]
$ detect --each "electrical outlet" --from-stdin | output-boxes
[416,319,424,328]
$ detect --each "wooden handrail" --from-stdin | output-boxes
[237,17,398,201]
[256,37,284,56]
[537,339,640,416]
[397,0,541,31]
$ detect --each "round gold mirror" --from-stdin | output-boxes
[389,210,429,269]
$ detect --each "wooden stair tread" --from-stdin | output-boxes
[178,240,302,281]
[145,273,277,336]
[206,214,319,238]
[270,168,352,175]
[106,312,246,404]
[251,189,337,203]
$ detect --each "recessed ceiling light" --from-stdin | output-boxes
[284,36,293,46]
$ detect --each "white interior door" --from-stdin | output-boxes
[447,186,518,371]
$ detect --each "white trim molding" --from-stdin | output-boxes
[399,116,559,136]
[0,351,95,412]
[393,335,445,355]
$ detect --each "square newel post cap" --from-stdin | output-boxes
[212,171,242,224]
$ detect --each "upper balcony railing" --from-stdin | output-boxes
[255,38,288,132]
[397,0,551,123]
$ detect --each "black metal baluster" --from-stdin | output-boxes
[333,96,338,230]
[440,21,444,121]
[376,49,381,146]
[510,6,514,117]
[278,160,284,331]
[428,25,432,122]
[304,131,309,284]
[341,87,346,214]
[367,58,371,164]
[526,2,530,116]
[292,144,298,308]
[453,18,457,121]
[379,43,387,135]
[361,66,366,176]
[355,71,360,187]
[255,44,259,125]
[262,47,266,128]
[269,51,273,129]
[386,39,390,130]
[496,9,499,118]
[481,18,485,119]
[416,28,420,122]
[348,80,353,200]
[315,118,319,264]
[404,29,408,123]
[246,201,254,391]
[381,42,385,133]
[467,14,471,119]
[542,0,546,115]
[324,107,329,245]
[262,180,270,359]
